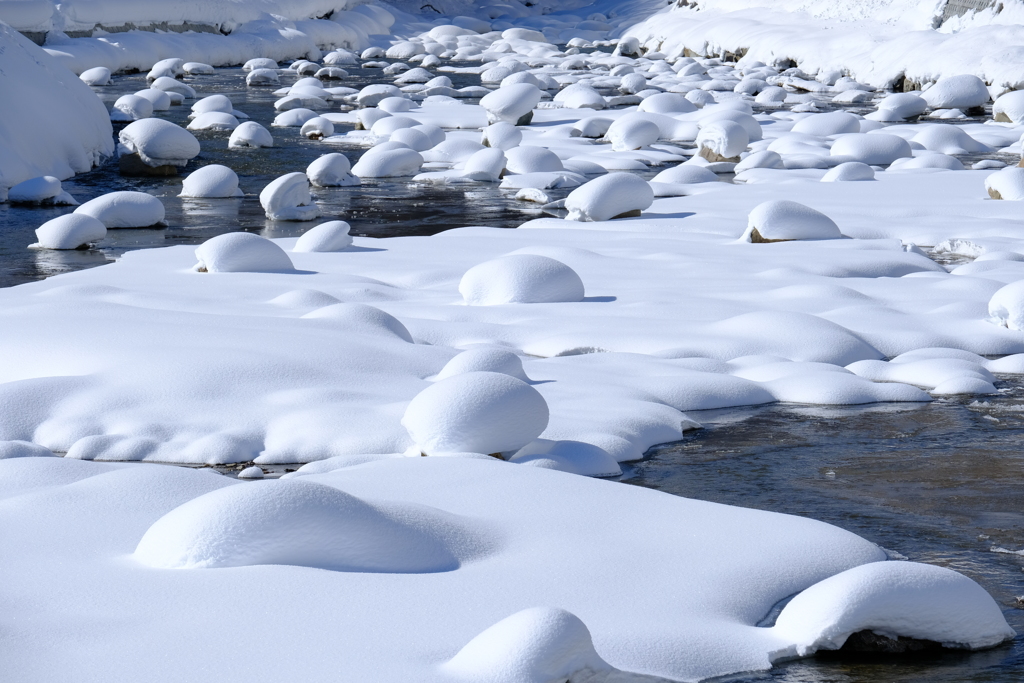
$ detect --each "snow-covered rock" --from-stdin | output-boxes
[743,200,842,243]
[988,279,1024,329]
[791,111,861,136]
[180,165,243,199]
[993,90,1024,124]
[8,176,76,205]
[75,191,165,227]
[228,121,274,149]
[118,119,200,170]
[194,232,294,273]
[480,83,542,125]
[307,153,359,187]
[293,221,353,253]
[651,164,719,185]
[434,348,530,382]
[402,372,549,455]
[606,114,661,151]
[303,303,413,341]
[565,172,654,222]
[985,167,1024,200]
[921,75,989,111]
[31,213,106,250]
[697,120,748,162]
[460,254,585,305]
[110,94,154,122]
[830,133,912,166]
[821,162,875,182]
[300,117,334,140]
[259,172,319,221]
[79,66,111,86]
[480,122,522,150]
[510,439,622,478]
[187,112,240,131]
[351,148,424,178]
[505,146,563,174]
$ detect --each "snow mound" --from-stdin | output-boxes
[912,125,990,155]
[481,122,522,150]
[302,303,413,342]
[821,162,875,182]
[351,148,424,178]
[118,119,200,168]
[228,121,274,149]
[565,172,654,222]
[187,112,240,132]
[791,112,860,137]
[985,168,1024,201]
[134,479,462,573]
[993,90,1024,123]
[988,279,1024,330]
[831,134,912,166]
[743,200,842,242]
[307,153,359,187]
[31,213,106,250]
[505,146,563,174]
[194,233,294,274]
[445,607,611,683]
[259,172,319,221]
[462,148,506,182]
[293,221,353,253]
[8,176,76,205]
[180,166,243,199]
[869,93,927,121]
[80,66,110,86]
[460,255,585,305]
[652,164,719,185]
[773,561,1016,655]
[922,75,989,110]
[110,94,154,122]
[606,114,661,151]
[402,372,549,456]
[75,191,165,228]
[300,116,334,140]
[639,92,696,114]
[0,440,55,459]
[435,348,530,382]
[510,439,622,478]
[697,119,748,162]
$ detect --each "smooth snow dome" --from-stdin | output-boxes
[993,90,1024,124]
[0,440,54,459]
[912,125,991,154]
[773,561,1015,654]
[134,88,171,111]
[481,122,523,150]
[461,148,506,182]
[293,221,353,253]
[187,112,240,132]
[505,146,563,174]
[300,116,335,139]
[191,94,233,116]
[302,303,413,342]
[307,153,359,187]
[922,74,989,110]
[744,200,842,242]
[988,279,1024,330]
[872,93,928,120]
[134,479,463,572]
[510,439,622,478]
[565,172,654,222]
[8,175,63,203]
[606,114,661,151]
[480,83,542,124]
[31,213,106,249]
[435,348,530,382]
[459,254,585,305]
[151,76,195,99]
[228,121,274,149]
[984,167,1024,200]
[259,172,319,221]
[638,92,696,114]
[79,66,111,86]
[352,148,424,178]
[110,94,154,122]
[791,111,860,136]
[194,232,294,274]
[402,371,549,455]
[821,162,875,182]
[272,109,318,127]
[830,133,912,166]
[75,191,165,227]
[119,119,200,167]
[180,165,242,199]
[652,164,720,184]
[243,57,278,71]
[697,120,749,160]
[445,607,611,683]
[246,68,280,86]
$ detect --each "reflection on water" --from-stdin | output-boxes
[629,385,1024,682]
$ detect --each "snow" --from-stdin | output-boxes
[293,220,353,253]
[435,348,531,383]
[258,172,320,221]
[743,200,843,242]
[30,213,106,249]
[565,173,654,222]
[228,121,274,149]
[480,83,543,125]
[118,119,201,168]
[459,254,586,305]
[180,165,243,199]
[193,232,294,273]
[74,190,166,227]
[351,147,424,178]
[8,175,76,205]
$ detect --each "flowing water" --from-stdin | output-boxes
[2,60,1022,682]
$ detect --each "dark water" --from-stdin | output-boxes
[628,383,1024,682]
[0,63,540,288]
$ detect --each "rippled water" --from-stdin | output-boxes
[628,383,1024,682]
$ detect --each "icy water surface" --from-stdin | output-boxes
[629,384,1024,682]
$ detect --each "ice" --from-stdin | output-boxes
[292,221,353,253]
[75,191,166,227]
[258,172,319,221]
[30,213,106,250]
[180,165,243,199]
[193,233,294,274]
[402,372,549,456]
[459,254,586,305]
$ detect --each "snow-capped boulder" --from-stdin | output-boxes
[422,139,486,164]
[480,122,523,150]
[461,148,506,182]
[985,167,1024,200]
[480,83,542,125]
[293,221,353,252]
[228,121,274,149]
[273,109,318,128]
[791,111,861,136]
[993,90,1024,124]
[243,58,278,71]
[390,127,432,152]
[651,164,719,184]
[194,232,294,273]
[606,114,661,151]
[236,466,264,479]
[830,133,912,166]
[134,479,459,572]
[571,117,612,138]
[151,76,195,99]
[259,172,319,221]
[460,254,585,305]
[8,176,75,205]
[912,125,990,154]
[821,162,875,182]
[565,172,654,222]
[187,112,239,132]
[190,95,234,117]
[554,83,605,110]
[510,439,622,477]
[773,561,1015,655]
[183,62,214,76]
[75,191,165,227]
[307,153,359,187]
[868,93,928,121]
[922,75,989,111]
[402,371,549,455]
[356,84,403,107]
[246,68,280,86]
[110,95,153,122]
[742,200,842,243]
[505,146,563,174]
[351,148,424,178]
[445,608,610,683]
[988,279,1024,329]
[300,117,335,140]
[435,348,530,382]
[146,58,184,81]
[179,165,243,199]
[378,97,413,113]
[370,116,419,137]
[80,66,111,86]
[696,120,748,162]
[31,213,106,249]
[734,150,785,173]
[118,119,200,172]
[133,88,171,111]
